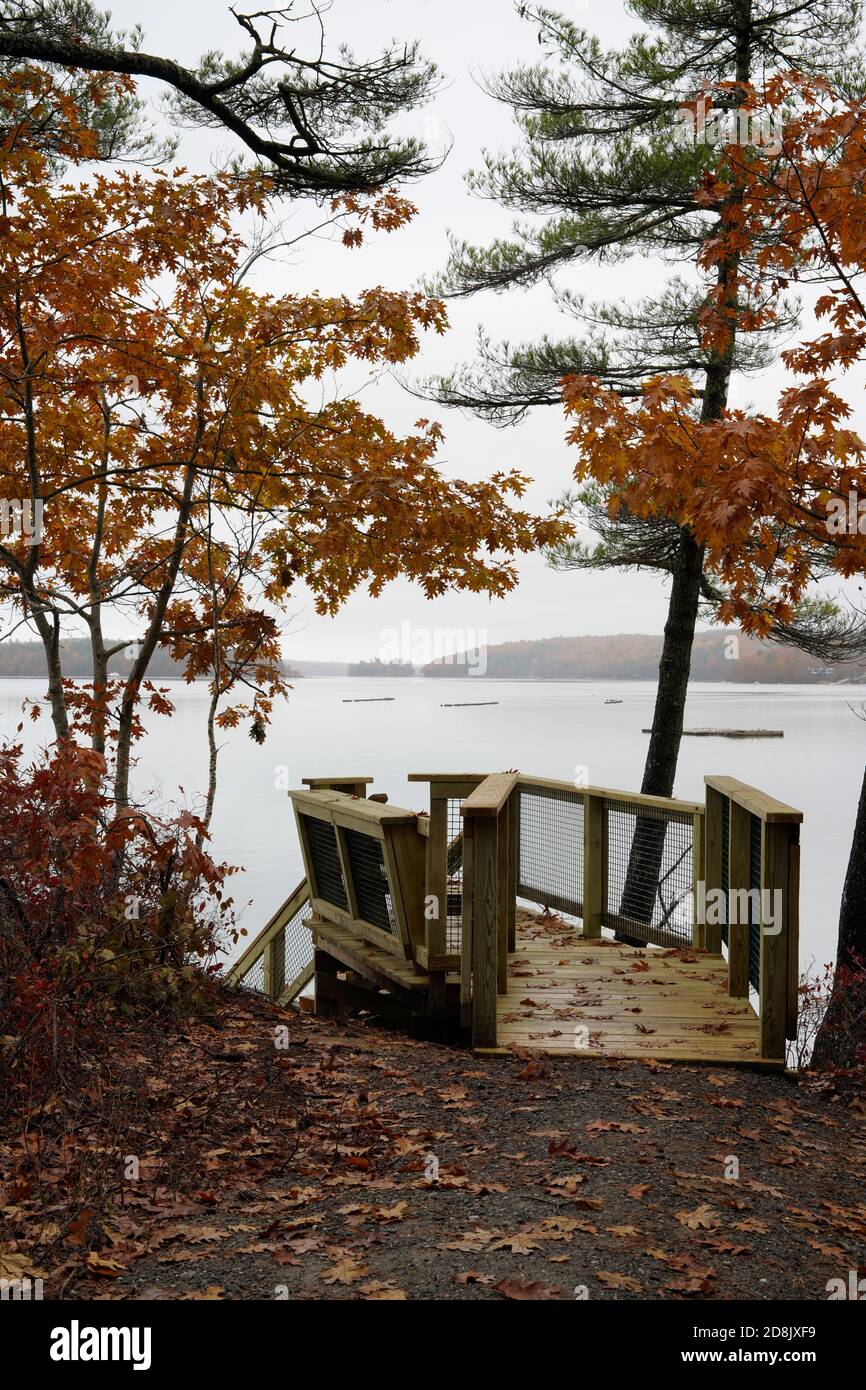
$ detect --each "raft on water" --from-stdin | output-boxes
[342,697,396,703]
[642,727,784,739]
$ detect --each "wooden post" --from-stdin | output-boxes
[313,946,341,1018]
[460,817,474,1030]
[691,809,706,950]
[470,814,499,1047]
[727,801,751,998]
[703,783,724,955]
[497,805,509,995]
[506,788,518,953]
[425,794,448,1018]
[582,792,604,938]
[786,833,801,1042]
[263,927,286,1000]
[759,821,791,1061]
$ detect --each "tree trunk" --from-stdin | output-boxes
[617,527,705,934]
[26,599,69,741]
[616,203,738,936]
[812,761,866,1070]
[640,527,706,798]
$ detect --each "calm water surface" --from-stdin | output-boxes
[2,677,862,970]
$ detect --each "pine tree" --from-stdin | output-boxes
[429,0,865,813]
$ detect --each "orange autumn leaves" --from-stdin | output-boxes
[562,372,865,634]
[561,74,866,633]
[0,68,568,756]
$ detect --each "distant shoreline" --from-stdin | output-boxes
[1,628,863,684]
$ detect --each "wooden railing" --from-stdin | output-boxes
[705,776,802,1059]
[225,876,314,1003]
[461,773,519,1048]
[231,768,802,1063]
[226,776,379,1004]
[515,775,705,950]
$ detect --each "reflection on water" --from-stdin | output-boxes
[1,676,861,969]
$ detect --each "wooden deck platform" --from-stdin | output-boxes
[496,910,775,1068]
[235,771,801,1069]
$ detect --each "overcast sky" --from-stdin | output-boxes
[101,0,865,663]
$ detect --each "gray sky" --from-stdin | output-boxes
[102,0,865,663]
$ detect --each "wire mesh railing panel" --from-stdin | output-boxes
[302,815,348,912]
[343,828,396,935]
[605,799,694,946]
[282,893,314,1000]
[749,811,762,992]
[445,797,464,953]
[517,783,584,916]
[238,953,266,995]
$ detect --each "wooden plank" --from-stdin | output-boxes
[471,816,499,1047]
[278,960,314,1008]
[292,796,386,841]
[787,837,801,1042]
[312,923,431,991]
[703,784,724,955]
[518,885,584,919]
[380,831,415,954]
[334,826,360,923]
[461,772,519,819]
[728,800,751,999]
[507,789,518,953]
[302,777,374,797]
[519,773,703,816]
[460,817,474,1029]
[498,914,765,1068]
[497,806,509,995]
[759,821,790,1061]
[309,895,411,959]
[602,912,705,951]
[408,773,489,784]
[289,788,418,828]
[415,946,461,971]
[691,809,705,951]
[705,776,803,824]
[263,927,286,1001]
[582,792,603,938]
[388,821,428,954]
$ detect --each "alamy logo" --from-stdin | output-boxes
[1,1276,43,1300]
[694,882,783,934]
[49,1321,152,1371]
[0,498,43,545]
[827,1270,866,1300]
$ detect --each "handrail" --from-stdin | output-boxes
[704,776,801,1059]
[289,787,420,829]
[461,771,519,819]
[517,772,704,816]
[302,776,374,796]
[704,775,802,824]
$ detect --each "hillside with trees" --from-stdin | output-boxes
[422,631,860,682]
